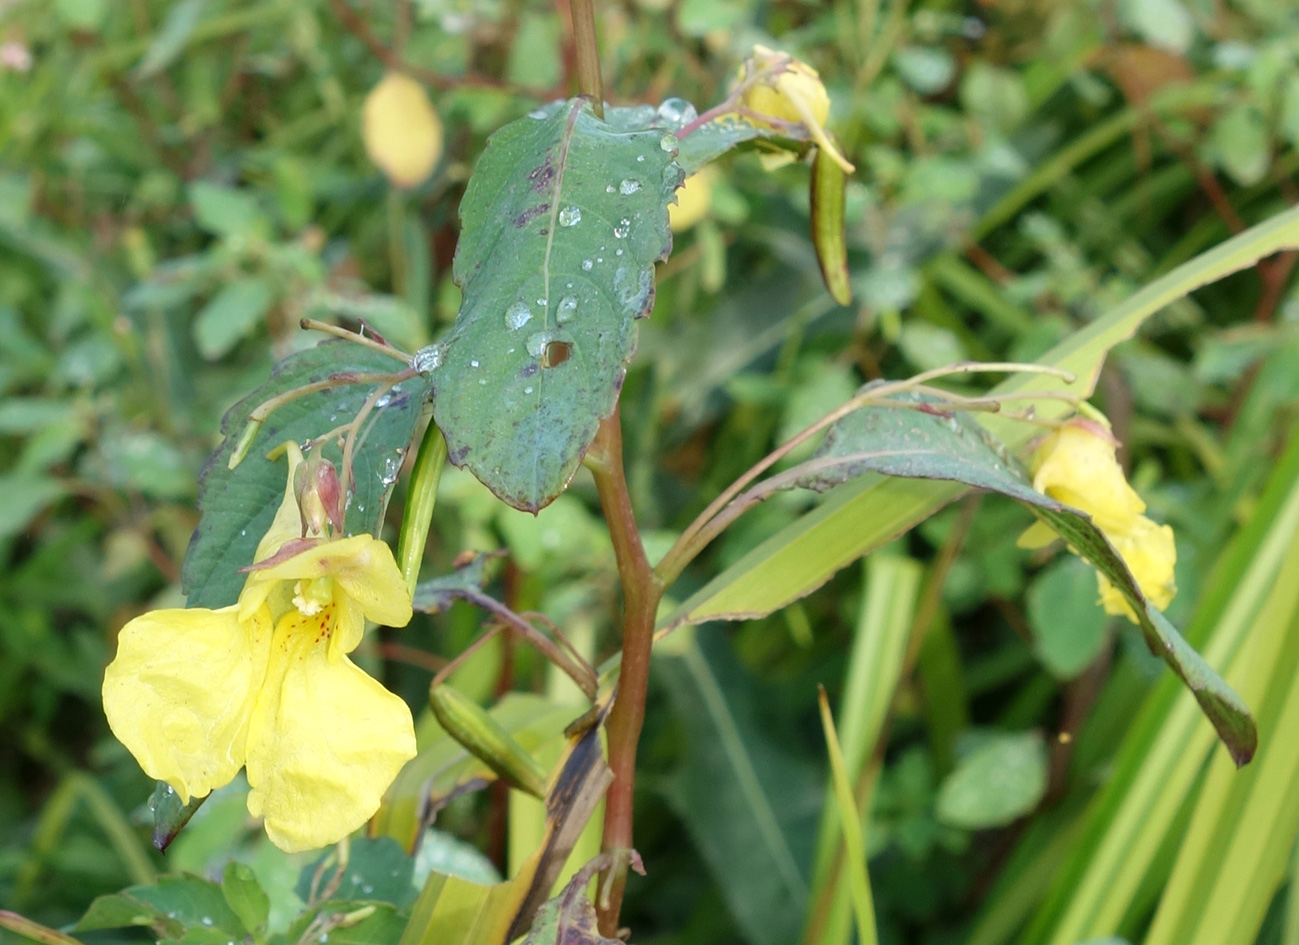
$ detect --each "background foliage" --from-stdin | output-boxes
[3,0,1299,943]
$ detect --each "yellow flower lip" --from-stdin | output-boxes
[102,443,416,852]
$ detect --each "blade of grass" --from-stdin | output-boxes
[816,687,878,945]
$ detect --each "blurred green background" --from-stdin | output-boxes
[3,0,1299,943]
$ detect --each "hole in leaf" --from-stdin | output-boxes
[542,340,572,368]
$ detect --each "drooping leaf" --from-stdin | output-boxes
[150,781,205,852]
[182,340,432,609]
[430,98,682,512]
[518,854,627,945]
[936,732,1049,829]
[780,397,1254,763]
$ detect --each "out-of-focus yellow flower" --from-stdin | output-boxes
[670,167,717,233]
[363,72,444,189]
[737,45,854,174]
[1097,516,1177,619]
[103,445,415,853]
[1018,416,1177,624]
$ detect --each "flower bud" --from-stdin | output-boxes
[737,46,853,173]
[294,453,344,538]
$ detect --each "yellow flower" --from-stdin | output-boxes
[737,45,854,174]
[670,167,717,233]
[363,72,444,189]
[1018,417,1177,624]
[103,445,416,853]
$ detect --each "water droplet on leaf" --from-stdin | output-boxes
[558,205,582,227]
[505,300,533,330]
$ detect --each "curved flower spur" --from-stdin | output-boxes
[103,443,416,853]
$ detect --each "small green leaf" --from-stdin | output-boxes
[193,278,274,360]
[181,341,432,609]
[431,99,682,511]
[188,181,267,239]
[150,781,205,852]
[1027,557,1111,679]
[220,862,268,934]
[936,732,1048,829]
[76,875,244,937]
[135,0,207,78]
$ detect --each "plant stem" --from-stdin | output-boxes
[569,0,604,117]
[587,408,662,934]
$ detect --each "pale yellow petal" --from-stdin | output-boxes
[1098,516,1177,622]
[1016,520,1060,550]
[670,169,715,233]
[244,610,416,853]
[103,605,271,802]
[253,442,307,563]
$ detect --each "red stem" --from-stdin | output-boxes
[588,408,662,934]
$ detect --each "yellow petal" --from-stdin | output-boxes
[243,610,416,852]
[670,168,715,233]
[363,72,444,189]
[251,534,412,630]
[1029,425,1146,535]
[103,605,271,802]
[253,442,307,563]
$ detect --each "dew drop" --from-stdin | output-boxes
[411,343,444,372]
[636,154,646,162]
[470,359,480,368]
[201,918,214,927]
[526,330,556,357]
[557,295,578,323]
[581,259,593,271]
[619,178,642,195]
[524,386,534,394]
[505,300,533,330]
[660,133,676,151]
[558,205,582,227]
[616,248,624,256]
[614,218,630,238]
[657,97,698,125]
[374,393,392,408]
[606,184,615,193]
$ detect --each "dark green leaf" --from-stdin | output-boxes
[150,782,205,852]
[431,99,682,511]
[181,341,432,609]
[76,875,243,937]
[295,837,415,908]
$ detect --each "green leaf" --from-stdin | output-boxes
[221,862,269,934]
[655,628,822,945]
[181,341,432,609]
[193,278,274,360]
[295,837,415,908]
[76,875,244,937]
[601,100,774,175]
[1026,557,1111,679]
[0,474,64,539]
[936,732,1049,829]
[188,181,268,239]
[430,99,681,511]
[518,856,619,945]
[135,0,207,79]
